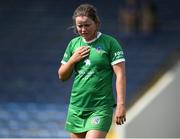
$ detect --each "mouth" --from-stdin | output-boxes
[82,32,88,36]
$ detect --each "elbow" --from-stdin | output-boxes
[58,70,68,81]
[60,76,68,82]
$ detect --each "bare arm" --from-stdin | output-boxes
[58,59,75,81]
[112,61,126,125]
[58,46,90,81]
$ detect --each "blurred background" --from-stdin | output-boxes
[0,0,179,138]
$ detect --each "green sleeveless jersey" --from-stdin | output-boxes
[61,33,125,110]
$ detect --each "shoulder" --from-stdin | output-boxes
[100,33,119,43]
[70,36,82,44]
[100,33,121,48]
[67,36,82,50]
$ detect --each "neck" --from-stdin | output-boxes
[83,32,101,44]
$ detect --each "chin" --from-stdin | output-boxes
[83,36,90,41]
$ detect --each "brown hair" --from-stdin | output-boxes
[72,4,101,33]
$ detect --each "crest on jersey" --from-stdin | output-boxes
[91,116,101,125]
[95,45,103,53]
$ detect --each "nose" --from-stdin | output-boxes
[82,26,87,32]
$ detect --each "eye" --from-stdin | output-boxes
[77,25,83,28]
[84,24,91,27]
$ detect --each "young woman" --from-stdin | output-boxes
[58,4,126,138]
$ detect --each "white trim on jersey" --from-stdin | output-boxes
[61,60,67,64]
[111,58,125,65]
[82,32,102,44]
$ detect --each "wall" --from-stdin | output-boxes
[116,60,180,138]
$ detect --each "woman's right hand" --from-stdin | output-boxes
[69,46,90,64]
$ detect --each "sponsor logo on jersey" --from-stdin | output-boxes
[91,116,101,125]
[114,51,124,57]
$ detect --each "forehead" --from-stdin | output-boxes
[75,16,94,24]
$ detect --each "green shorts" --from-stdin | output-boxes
[65,105,113,133]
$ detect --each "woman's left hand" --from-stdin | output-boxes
[115,104,126,125]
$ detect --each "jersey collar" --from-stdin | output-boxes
[82,32,102,44]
